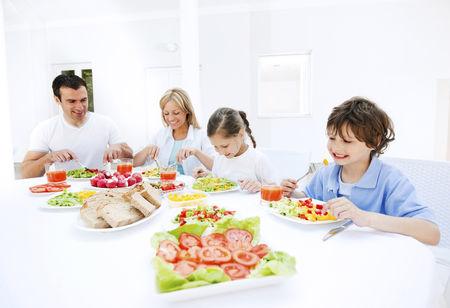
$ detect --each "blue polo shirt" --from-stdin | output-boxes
[305,156,435,222]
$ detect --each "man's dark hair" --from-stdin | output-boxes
[327,96,395,156]
[52,74,87,100]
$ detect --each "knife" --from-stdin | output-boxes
[322,219,353,241]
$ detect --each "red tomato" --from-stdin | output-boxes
[179,233,202,250]
[29,186,46,193]
[46,186,64,192]
[201,233,228,248]
[48,182,71,188]
[199,246,232,264]
[173,261,197,277]
[157,240,180,263]
[232,250,259,267]
[177,246,201,263]
[221,263,250,280]
[250,244,269,258]
[225,229,253,251]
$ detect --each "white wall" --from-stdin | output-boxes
[5,0,450,164]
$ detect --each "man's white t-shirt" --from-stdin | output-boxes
[28,112,124,169]
[211,146,278,184]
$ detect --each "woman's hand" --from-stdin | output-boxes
[281,178,298,197]
[325,197,371,227]
[238,179,261,193]
[146,145,160,160]
[176,148,197,164]
[193,166,209,178]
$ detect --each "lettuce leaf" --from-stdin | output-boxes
[168,223,209,239]
[213,216,260,244]
[250,251,297,278]
[153,257,230,293]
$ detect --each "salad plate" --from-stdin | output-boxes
[151,216,297,300]
[266,198,342,225]
[191,177,239,194]
[40,190,97,210]
[67,168,98,181]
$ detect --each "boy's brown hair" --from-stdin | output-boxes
[327,96,395,156]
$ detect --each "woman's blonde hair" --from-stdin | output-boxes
[159,88,200,129]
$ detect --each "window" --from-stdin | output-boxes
[53,63,95,113]
[257,53,311,118]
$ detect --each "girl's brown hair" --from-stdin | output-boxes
[159,88,200,129]
[207,107,256,148]
[327,96,395,156]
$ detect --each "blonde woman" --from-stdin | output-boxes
[134,88,214,176]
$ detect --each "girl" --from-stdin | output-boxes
[179,107,277,192]
[281,97,440,245]
[133,88,214,176]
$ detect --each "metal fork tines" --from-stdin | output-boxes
[322,219,353,241]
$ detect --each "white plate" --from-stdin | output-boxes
[29,191,61,197]
[67,176,93,182]
[192,185,239,194]
[266,198,342,225]
[157,272,294,301]
[75,206,162,232]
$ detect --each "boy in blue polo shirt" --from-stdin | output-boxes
[281,97,440,245]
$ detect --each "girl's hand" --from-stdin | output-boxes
[146,145,159,161]
[326,197,371,227]
[193,166,209,179]
[281,178,298,197]
[238,179,261,193]
[177,148,197,164]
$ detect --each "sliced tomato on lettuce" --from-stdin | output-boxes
[221,263,250,280]
[179,233,202,250]
[157,240,180,263]
[199,246,232,264]
[201,233,228,248]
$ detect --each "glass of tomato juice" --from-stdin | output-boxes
[260,185,283,203]
[45,163,67,183]
[160,165,177,182]
[117,158,133,175]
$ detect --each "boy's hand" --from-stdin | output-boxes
[193,167,209,179]
[326,197,371,227]
[281,178,298,197]
[176,148,197,163]
[238,179,261,193]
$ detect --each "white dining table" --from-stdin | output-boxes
[0,175,437,308]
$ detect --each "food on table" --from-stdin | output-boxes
[167,192,208,208]
[173,205,236,226]
[260,185,283,202]
[192,177,237,192]
[46,170,67,183]
[67,168,98,179]
[142,167,160,178]
[80,182,161,229]
[89,170,143,189]
[151,216,296,293]
[47,190,96,207]
[269,198,336,222]
[29,182,71,194]
[149,181,185,193]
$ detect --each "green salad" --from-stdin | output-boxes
[47,190,83,207]
[67,168,97,179]
[151,216,296,293]
[192,177,237,192]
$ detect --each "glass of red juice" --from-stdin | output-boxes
[117,158,133,175]
[45,163,67,183]
[260,185,283,203]
[160,165,177,182]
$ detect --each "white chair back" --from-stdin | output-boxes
[383,157,450,248]
[259,148,311,183]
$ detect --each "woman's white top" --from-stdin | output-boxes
[211,146,278,184]
[145,125,215,176]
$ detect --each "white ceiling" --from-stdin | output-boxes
[2,0,412,27]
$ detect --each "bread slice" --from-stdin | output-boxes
[129,192,156,217]
[80,201,110,229]
[97,201,144,228]
[140,182,162,208]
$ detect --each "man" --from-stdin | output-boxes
[21,74,133,178]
